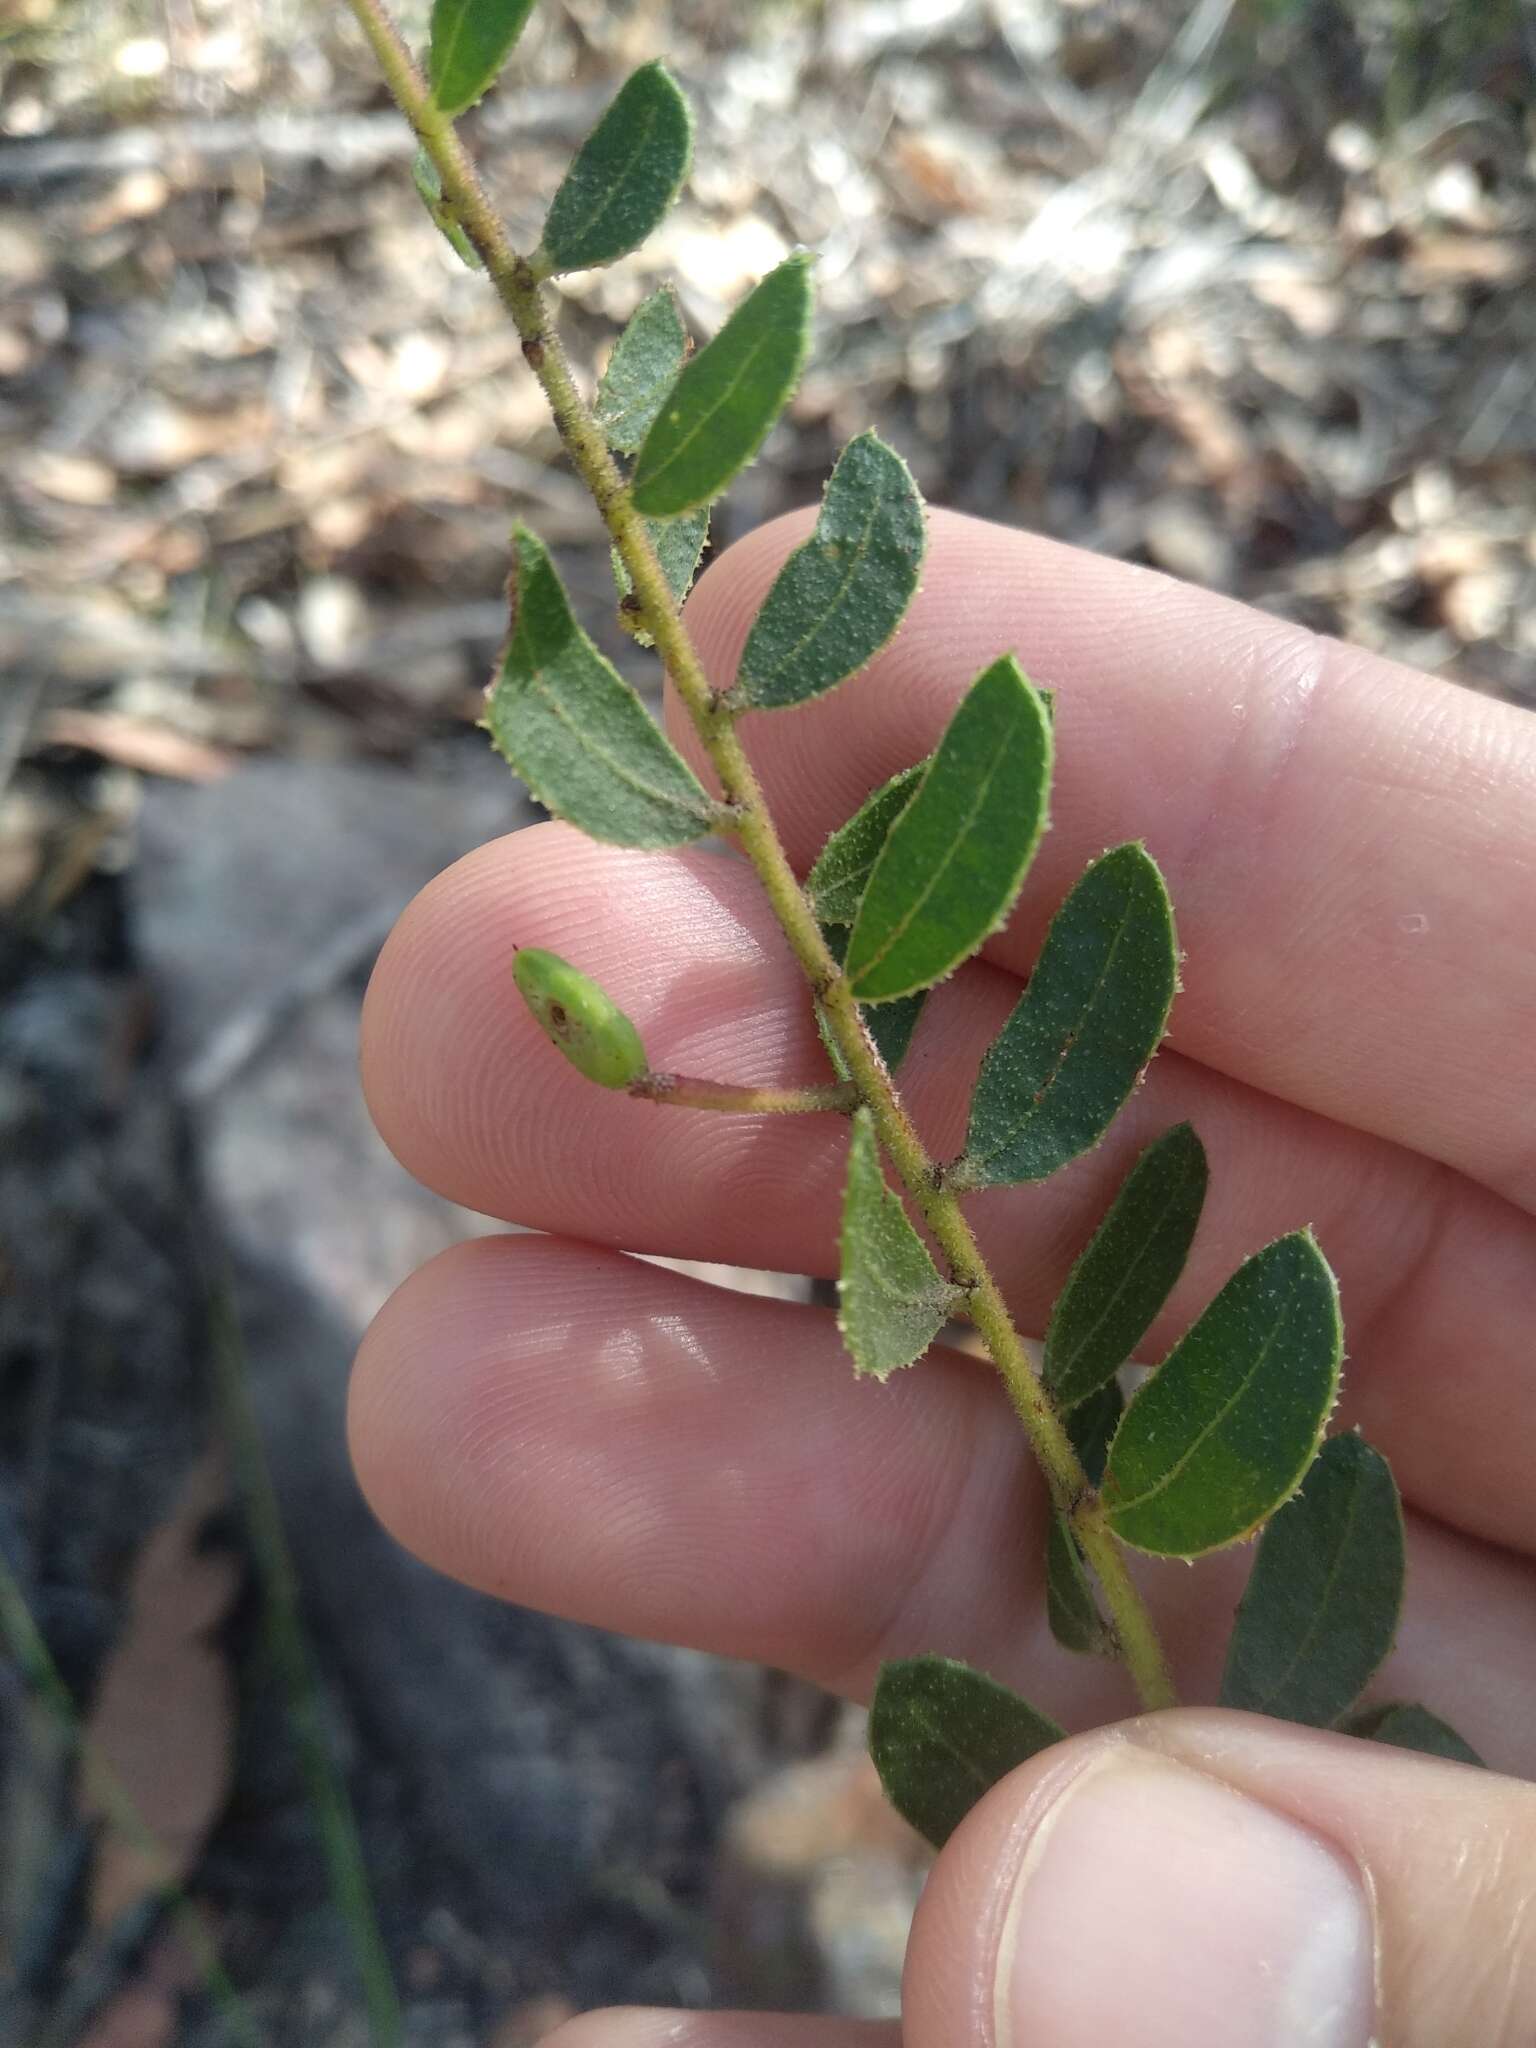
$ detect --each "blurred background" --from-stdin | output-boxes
[0,0,1531,2041]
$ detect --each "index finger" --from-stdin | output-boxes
[675,510,1536,1213]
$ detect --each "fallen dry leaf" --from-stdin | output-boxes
[45,710,235,784]
[79,1454,241,1929]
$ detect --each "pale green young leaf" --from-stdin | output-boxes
[411,145,484,269]
[838,1111,958,1381]
[1221,1434,1404,1727]
[1343,1703,1484,1767]
[632,254,815,517]
[428,0,538,115]
[956,844,1178,1189]
[612,505,712,644]
[819,924,926,1076]
[1103,1231,1343,1558]
[844,657,1053,1004]
[806,764,925,926]
[541,62,693,275]
[868,1657,1065,1850]
[511,948,648,1090]
[1043,1123,1208,1409]
[595,287,689,453]
[483,526,715,847]
[735,432,925,709]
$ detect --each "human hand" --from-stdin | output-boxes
[351,510,1536,2046]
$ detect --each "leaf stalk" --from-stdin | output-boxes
[633,1072,859,1115]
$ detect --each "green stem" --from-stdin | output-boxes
[634,1072,859,1115]
[0,1548,267,2048]
[207,1277,404,2046]
[341,0,1176,1717]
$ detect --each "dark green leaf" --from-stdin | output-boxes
[1103,1231,1342,1558]
[1343,1703,1484,1768]
[1044,1383,1122,1658]
[541,62,693,275]
[735,432,925,709]
[1065,1378,1123,1486]
[483,526,715,847]
[1046,1515,1114,1657]
[411,145,484,268]
[955,844,1178,1190]
[1221,1434,1404,1727]
[632,254,815,517]
[820,924,926,1076]
[838,1111,958,1380]
[844,657,1053,1003]
[428,0,538,115]
[806,764,925,926]
[868,1657,1064,1849]
[1043,1124,1207,1408]
[596,287,689,453]
[864,988,925,1072]
[511,948,648,1090]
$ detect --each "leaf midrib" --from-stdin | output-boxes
[1246,1459,1369,1716]
[1049,1146,1200,1397]
[638,290,797,499]
[850,708,1020,985]
[746,469,893,695]
[1110,1264,1308,1517]
[554,85,667,251]
[970,875,1140,1175]
[522,636,708,823]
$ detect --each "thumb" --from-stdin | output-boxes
[902,1708,1535,2048]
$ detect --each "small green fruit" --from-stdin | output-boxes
[511,948,649,1089]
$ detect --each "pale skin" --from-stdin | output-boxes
[351,511,1536,2047]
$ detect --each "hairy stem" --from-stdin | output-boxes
[343,0,1176,1715]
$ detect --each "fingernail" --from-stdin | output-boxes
[995,1748,1375,2048]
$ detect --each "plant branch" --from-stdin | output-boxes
[342,0,1176,1715]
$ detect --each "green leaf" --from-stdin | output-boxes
[483,526,715,848]
[613,504,711,638]
[838,1110,958,1381]
[1103,1231,1343,1559]
[1043,1124,1208,1409]
[541,62,693,275]
[868,1657,1065,1850]
[734,432,925,709]
[595,288,689,454]
[1343,1703,1485,1768]
[428,0,538,115]
[1065,1377,1123,1485]
[632,253,815,517]
[1220,1434,1404,1727]
[1044,1383,1122,1658]
[1046,1515,1114,1657]
[411,145,484,269]
[955,845,1178,1190]
[844,657,1053,1004]
[807,765,925,926]
[819,924,925,1076]
[511,948,648,1090]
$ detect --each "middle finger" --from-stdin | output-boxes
[361,824,1536,1552]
